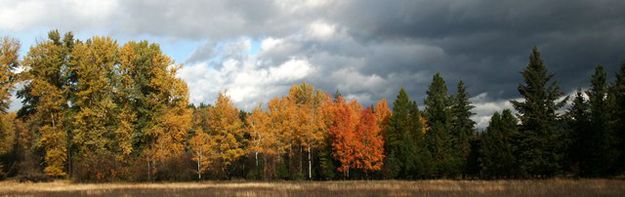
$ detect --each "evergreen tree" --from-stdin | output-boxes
[383,89,430,179]
[611,61,625,172]
[586,65,618,176]
[565,90,590,176]
[479,110,519,178]
[450,81,475,177]
[511,47,567,177]
[424,73,454,178]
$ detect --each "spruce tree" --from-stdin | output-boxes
[511,47,567,177]
[424,73,454,178]
[565,90,591,176]
[479,110,518,178]
[586,65,618,176]
[450,81,475,177]
[612,62,625,172]
[383,88,430,179]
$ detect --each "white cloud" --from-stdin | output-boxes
[260,37,283,51]
[179,51,315,110]
[308,21,337,40]
[469,89,578,129]
[0,0,117,31]
[470,92,516,129]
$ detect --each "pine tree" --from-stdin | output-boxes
[586,65,618,176]
[479,110,519,178]
[383,89,430,179]
[511,47,567,177]
[612,61,625,173]
[424,73,454,178]
[565,90,591,176]
[450,81,475,177]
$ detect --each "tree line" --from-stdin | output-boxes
[0,31,624,182]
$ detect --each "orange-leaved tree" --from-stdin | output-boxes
[203,92,245,179]
[326,96,360,177]
[353,107,385,175]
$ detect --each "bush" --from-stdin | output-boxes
[17,173,52,183]
[72,153,120,182]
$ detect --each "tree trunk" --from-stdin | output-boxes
[147,158,151,181]
[197,151,201,180]
[299,145,303,177]
[308,147,312,180]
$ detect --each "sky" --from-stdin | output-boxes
[1,0,624,128]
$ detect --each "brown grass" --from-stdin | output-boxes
[1,179,624,196]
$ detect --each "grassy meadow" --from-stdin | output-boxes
[0,179,624,196]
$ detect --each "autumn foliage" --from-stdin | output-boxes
[3,31,625,182]
[324,96,385,176]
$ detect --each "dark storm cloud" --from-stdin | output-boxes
[326,0,625,100]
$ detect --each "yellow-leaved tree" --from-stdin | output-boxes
[18,31,74,177]
[119,41,192,181]
[196,92,245,179]
[286,82,329,179]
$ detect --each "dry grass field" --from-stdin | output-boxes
[0,179,624,196]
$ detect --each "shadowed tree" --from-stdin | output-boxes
[611,62,625,172]
[424,73,454,178]
[565,90,590,176]
[585,65,618,176]
[511,47,567,177]
[383,88,430,179]
[480,110,519,178]
[450,81,475,177]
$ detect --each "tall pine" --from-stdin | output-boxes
[450,81,475,177]
[565,90,591,176]
[424,73,454,178]
[383,88,430,179]
[612,62,625,172]
[479,110,518,178]
[511,47,567,177]
[586,65,618,176]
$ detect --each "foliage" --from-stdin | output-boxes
[511,47,567,177]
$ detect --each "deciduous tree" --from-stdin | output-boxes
[204,92,245,179]
[18,31,74,177]
[0,37,19,114]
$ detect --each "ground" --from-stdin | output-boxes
[1,179,624,196]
